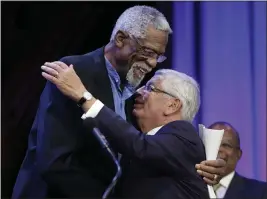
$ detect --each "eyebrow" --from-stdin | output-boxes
[150,84,178,99]
[139,39,165,55]
[145,45,164,55]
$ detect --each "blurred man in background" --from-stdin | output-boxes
[210,121,267,199]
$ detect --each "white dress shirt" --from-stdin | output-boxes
[213,171,235,198]
[81,99,104,119]
[81,99,163,162]
[81,99,163,135]
[146,126,163,135]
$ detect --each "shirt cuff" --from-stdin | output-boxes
[81,99,104,120]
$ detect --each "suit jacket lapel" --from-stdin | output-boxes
[86,47,115,112]
[224,173,244,199]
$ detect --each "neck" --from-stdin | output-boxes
[223,170,235,178]
[137,118,166,133]
[138,115,182,133]
[104,42,127,83]
[104,42,118,68]
[140,124,160,134]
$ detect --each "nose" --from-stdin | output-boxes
[217,146,227,159]
[136,86,145,95]
[146,58,157,69]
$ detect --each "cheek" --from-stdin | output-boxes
[225,152,238,165]
[145,98,163,114]
[122,45,136,59]
[218,148,230,160]
[118,47,136,65]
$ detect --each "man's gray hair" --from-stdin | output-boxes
[110,5,172,41]
[155,69,201,122]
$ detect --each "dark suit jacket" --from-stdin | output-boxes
[12,47,121,198]
[224,172,267,199]
[84,106,210,199]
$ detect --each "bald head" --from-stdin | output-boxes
[209,121,240,148]
[209,121,242,176]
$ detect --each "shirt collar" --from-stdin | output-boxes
[104,56,136,94]
[105,56,120,84]
[219,171,235,188]
[146,126,163,135]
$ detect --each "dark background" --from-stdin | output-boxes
[1,2,173,198]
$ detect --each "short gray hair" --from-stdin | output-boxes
[110,5,172,41]
[154,69,201,122]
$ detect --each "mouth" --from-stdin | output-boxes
[139,67,148,74]
[133,103,143,109]
[134,65,149,77]
[133,97,144,109]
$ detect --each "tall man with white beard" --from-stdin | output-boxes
[13,5,226,198]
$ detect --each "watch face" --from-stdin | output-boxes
[84,92,92,100]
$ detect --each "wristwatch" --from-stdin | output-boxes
[77,91,93,107]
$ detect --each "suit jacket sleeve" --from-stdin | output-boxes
[36,63,105,197]
[85,106,201,174]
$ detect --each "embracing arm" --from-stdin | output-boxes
[82,99,226,183]
[41,60,227,185]
[36,82,105,197]
[82,100,197,173]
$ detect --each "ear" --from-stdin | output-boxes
[114,30,128,48]
[163,98,182,116]
[237,148,242,161]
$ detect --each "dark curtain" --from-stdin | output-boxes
[1,2,173,198]
[172,1,266,181]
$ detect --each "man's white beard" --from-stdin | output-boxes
[126,65,146,88]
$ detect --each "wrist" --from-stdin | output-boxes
[82,98,97,113]
[75,86,88,102]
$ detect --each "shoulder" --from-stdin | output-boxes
[42,48,104,102]
[59,47,105,71]
[160,120,203,146]
[163,120,198,136]
[160,120,206,160]
[238,174,267,189]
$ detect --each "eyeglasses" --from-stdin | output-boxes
[129,35,167,63]
[143,84,177,98]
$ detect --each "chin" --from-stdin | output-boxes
[132,108,143,118]
[132,108,139,117]
[126,67,145,88]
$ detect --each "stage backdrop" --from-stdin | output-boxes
[172,1,266,181]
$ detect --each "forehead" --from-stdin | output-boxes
[147,75,161,86]
[142,25,169,54]
[212,125,237,142]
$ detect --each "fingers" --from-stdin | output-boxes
[198,159,226,177]
[203,177,217,185]
[196,163,220,174]
[201,159,226,167]
[41,62,73,78]
[41,65,59,77]
[42,72,57,83]
[53,61,69,69]
[196,166,220,185]
[196,161,223,185]
[204,158,226,167]
[43,62,64,73]
[197,169,215,179]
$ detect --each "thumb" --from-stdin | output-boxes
[69,64,74,69]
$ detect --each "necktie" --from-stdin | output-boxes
[213,183,226,198]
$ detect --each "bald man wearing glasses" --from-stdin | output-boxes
[41,65,210,199]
